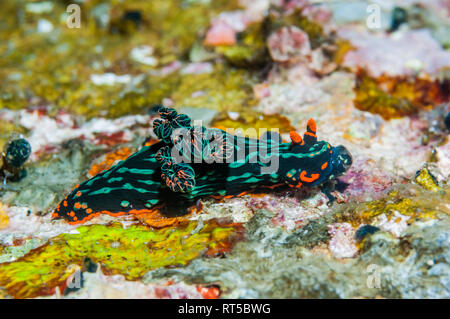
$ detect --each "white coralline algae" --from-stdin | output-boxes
[375,212,411,238]
[59,270,203,299]
[0,109,152,161]
[130,46,158,66]
[0,204,76,246]
[90,73,132,86]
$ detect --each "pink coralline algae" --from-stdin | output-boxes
[203,5,267,47]
[211,10,253,33]
[328,223,358,258]
[435,140,450,178]
[354,116,435,176]
[338,157,398,202]
[301,5,332,24]
[181,62,214,75]
[284,0,332,25]
[252,83,271,100]
[338,28,450,78]
[246,192,329,231]
[204,22,237,46]
[268,26,311,63]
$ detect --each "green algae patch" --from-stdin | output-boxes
[0,219,244,299]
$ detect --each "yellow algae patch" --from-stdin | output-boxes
[354,71,449,120]
[212,111,294,139]
[0,1,243,118]
[214,22,269,68]
[336,188,446,228]
[168,64,258,113]
[0,203,9,230]
[0,219,244,299]
[414,167,441,192]
[333,39,355,65]
[105,62,258,118]
[0,121,27,152]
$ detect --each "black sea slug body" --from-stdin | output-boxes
[53,107,352,224]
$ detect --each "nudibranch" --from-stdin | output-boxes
[52,107,352,224]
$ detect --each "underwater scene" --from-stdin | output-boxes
[0,0,449,300]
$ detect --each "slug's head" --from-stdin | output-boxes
[329,145,352,179]
[285,119,352,187]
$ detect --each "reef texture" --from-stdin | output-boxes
[0,0,449,299]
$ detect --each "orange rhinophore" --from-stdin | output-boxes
[290,131,303,145]
[304,118,318,143]
[307,118,317,133]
